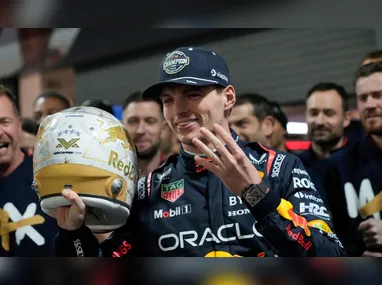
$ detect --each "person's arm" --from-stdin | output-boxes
[55,223,136,257]
[192,124,345,256]
[54,225,99,257]
[249,156,346,256]
[54,188,138,257]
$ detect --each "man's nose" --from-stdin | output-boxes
[174,97,188,115]
[136,121,145,134]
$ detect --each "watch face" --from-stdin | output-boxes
[243,185,265,207]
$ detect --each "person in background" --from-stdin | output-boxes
[296,82,351,205]
[81,99,114,115]
[0,84,57,256]
[20,117,39,155]
[33,91,71,124]
[325,62,382,257]
[269,101,289,152]
[122,91,166,177]
[229,93,289,151]
[300,82,351,163]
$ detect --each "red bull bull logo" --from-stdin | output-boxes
[98,120,134,151]
[277,198,311,236]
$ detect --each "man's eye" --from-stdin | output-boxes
[161,98,172,104]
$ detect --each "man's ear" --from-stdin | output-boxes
[343,111,351,128]
[223,85,236,111]
[262,116,275,137]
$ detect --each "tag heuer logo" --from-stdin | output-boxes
[56,138,80,149]
[161,179,184,202]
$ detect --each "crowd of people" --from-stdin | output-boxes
[0,45,381,257]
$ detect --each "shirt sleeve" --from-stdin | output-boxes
[248,154,346,257]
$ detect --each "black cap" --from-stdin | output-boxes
[141,46,230,98]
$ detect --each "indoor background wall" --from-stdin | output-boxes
[75,29,377,107]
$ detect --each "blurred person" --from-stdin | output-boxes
[301,82,351,162]
[0,85,57,256]
[54,46,344,257]
[269,101,289,152]
[360,50,382,66]
[81,99,114,115]
[297,83,351,204]
[324,62,382,256]
[20,117,39,155]
[18,28,64,74]
[33,91,71,124]
[229,93,287,151]
[122,91,166,177]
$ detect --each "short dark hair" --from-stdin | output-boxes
[306,82,349,111]
[360,50,382,66]
[34,91,71,109]
[355,61,382,87]
[81,99,114,115]
[0,84,19,116]
[269,101,288,130]
[122,91,163,114]
[22,118,39,135]
[234,93,274,122]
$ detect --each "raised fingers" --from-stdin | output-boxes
[198,127,232,160]
[192,137,221,165]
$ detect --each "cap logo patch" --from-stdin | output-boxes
[163,51,190,74]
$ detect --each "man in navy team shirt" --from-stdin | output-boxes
[0,85,57,256]
[325,62,382,257]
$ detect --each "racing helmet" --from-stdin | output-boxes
[32,106,138,232]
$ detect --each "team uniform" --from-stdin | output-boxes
[324,135,382,256]
[55,131,344,257]
[0,152,58,256]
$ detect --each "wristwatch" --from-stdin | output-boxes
[241,180,270,208]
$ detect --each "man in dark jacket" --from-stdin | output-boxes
[325,62,382,257]
[53,47,345,257]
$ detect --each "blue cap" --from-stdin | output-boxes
[141,47,230,98]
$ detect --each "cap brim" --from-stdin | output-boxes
[141,78,226,99]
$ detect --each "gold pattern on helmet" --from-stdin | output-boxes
[33,106,138,232]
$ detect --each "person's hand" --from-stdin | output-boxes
[362,250,382,257]
[192,124,262,196]
[358,218,382,251]
[51,188,86,231]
